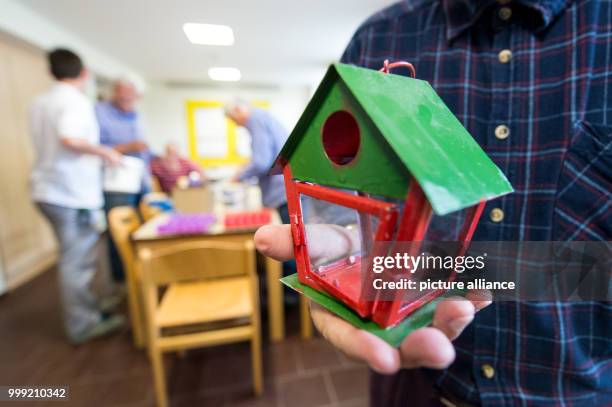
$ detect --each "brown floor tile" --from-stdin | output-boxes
[100,375,152,405]
[337,399,368,407]
[264,339,299,378]
[0,268,358,407]
[226,385,278,407]
[329,365,369,402]
[296,338,343,371]
[278,374,331,407]
[171,391,226,407]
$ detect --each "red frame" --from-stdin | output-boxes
[284,165,398,316]
[283,164,486,327]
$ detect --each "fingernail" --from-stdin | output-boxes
[449,315,473,333]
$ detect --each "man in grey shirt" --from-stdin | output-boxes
[225,100,289,222]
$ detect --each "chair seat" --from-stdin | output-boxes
[157,277,252,328]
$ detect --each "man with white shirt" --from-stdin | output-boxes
[30,48,124,344]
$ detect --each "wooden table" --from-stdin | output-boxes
[131,211,310,342]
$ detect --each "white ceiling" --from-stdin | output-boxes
[20,0,398,86]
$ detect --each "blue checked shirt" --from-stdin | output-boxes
[341,0,611,405]
[95,101,151,190]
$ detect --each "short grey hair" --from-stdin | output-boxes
[113,75,145,94]
[224,98,251,116]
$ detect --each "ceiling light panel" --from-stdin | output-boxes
[183,23,234,46]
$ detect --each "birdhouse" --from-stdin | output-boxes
[272,62,513,328]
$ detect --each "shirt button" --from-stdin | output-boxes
[481,364,496,379]
[495,124,510,140]
[498,7,512,20]
[498,49,513,63]
[490,208,504,223]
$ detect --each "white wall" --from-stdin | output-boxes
[0,0,144,85]
[140,82,310,176]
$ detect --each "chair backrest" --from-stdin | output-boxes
[150,175,162,193]
[138,240,256,286]
[140,192,168,221]
[108,206,142,271]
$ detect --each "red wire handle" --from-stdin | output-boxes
[379,59,416,78]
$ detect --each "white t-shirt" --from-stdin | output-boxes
[30,82,103,209]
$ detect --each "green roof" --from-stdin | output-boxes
[273,63,513,215]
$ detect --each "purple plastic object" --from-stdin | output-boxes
[157,213,217,235]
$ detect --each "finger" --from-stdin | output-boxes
[466,289,493,311]
[310,303,401,374]
[433,297,475,340]
[254,224,359,263]
[305,225,359,263]
[254,225,294,261]
[400,327,455,369]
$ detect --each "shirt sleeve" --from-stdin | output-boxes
[237,117,275,180]
[340,23,367,65]
[94,104,110,146]
[181,158,202,173]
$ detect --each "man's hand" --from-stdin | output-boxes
[113,140,148,154]
[100,147,123,167]
[60,137,123,167]
[254,224,491,374]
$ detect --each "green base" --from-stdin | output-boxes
[281,273,440,347]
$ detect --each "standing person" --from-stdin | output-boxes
[255,1,611,406]
[225,100,289,222]
[150,143,205,194]
[30,48,125,344]
[96,78,149,281]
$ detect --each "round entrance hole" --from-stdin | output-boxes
[321,110,360,165]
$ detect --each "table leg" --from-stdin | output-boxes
[265,256,284,341]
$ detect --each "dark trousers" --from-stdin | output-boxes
[371,369,441,407]
[277,202,290,225]
[370,369,475,407]
[103,192,141,282]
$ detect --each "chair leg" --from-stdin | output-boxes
[299,297,313,340]
[126,274,146,348]
[150,349,168,407]
[250,334,263,396]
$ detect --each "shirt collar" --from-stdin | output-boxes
[442,0,572,42]
[53,81,82,95]
[104,100,137,119]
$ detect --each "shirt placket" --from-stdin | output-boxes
[473,3,516,405]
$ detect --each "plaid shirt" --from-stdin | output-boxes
[341,0,611,405]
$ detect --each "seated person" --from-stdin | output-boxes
[151,143,205,193]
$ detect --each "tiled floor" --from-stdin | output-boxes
[0,269,369,406]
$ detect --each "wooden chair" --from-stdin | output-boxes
[107,206,146,347]
[151,175,162,193]
[139,240,263,407]
[139,192,169,221]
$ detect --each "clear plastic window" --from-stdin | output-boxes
[300,193,382,303]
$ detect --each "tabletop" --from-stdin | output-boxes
[132,209,281,242]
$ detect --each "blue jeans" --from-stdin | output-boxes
[37,203,106,340]
[103,192,141,281]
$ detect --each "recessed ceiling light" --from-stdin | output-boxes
[183,23,234,46]
[208,67,241,82]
